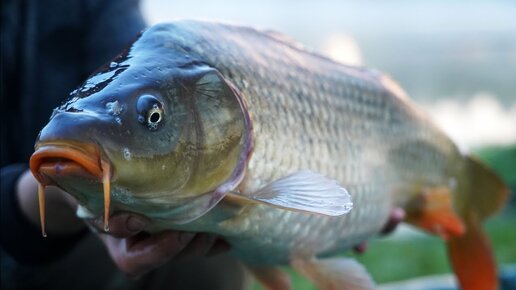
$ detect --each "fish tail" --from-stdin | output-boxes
[447,156,509,290]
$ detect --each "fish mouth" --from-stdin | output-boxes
[30,141,112,236]
[30,141,105,183]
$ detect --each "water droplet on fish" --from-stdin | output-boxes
[109,62,118,68]
[123,148,132,160]
[80,83,95,92]
[106,100,123,116]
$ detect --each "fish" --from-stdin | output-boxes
[29,21,509,290]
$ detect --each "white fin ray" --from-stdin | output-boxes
[247,170,353,216]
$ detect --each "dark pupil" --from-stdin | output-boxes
[149,112,160,123]
[136,94,163,127]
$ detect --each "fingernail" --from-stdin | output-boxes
[126,216,146,232]
[179,232,195,245]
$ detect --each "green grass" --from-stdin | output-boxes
[250,145,516,289]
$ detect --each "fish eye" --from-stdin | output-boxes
[148,107,162,124]
[136,94,164,130]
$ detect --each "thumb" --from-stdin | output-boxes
[93,212,149,238]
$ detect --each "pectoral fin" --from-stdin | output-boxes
[234,171,353,216]
[292,257,375,290]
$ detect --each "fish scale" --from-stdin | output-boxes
[150,21,454,264]
[29,21,508,289]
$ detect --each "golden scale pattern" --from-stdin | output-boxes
[165,22,462,264]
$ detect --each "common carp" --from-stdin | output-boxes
[30,21,508,290]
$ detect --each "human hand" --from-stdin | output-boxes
[88,213,230,277]
[18,169,230,276]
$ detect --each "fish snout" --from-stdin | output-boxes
[38,109,113,145]
[30,110,115,234]
[32,110,106,181]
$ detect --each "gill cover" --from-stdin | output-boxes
[151,68,253,224]
[105,24,254,223]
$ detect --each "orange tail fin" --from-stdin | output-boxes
[448,214,497,290]
[446,156,510,290]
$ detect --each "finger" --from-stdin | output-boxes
[381,207,406,235]
[88,213,148,238]
[108,214,148,238]
[175,233,218,260]
[206,238,231,257]
[102,231,195,276]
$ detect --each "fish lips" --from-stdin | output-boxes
[30,141,109,185]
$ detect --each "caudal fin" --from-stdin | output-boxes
[447,156,510,290]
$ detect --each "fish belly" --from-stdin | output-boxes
[218,197,390,265]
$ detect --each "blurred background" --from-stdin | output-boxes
[143,0,515,289]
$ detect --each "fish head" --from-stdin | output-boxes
[30,25,252,225]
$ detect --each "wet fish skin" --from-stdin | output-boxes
[30,21,508,289]
[150,21,459,264]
